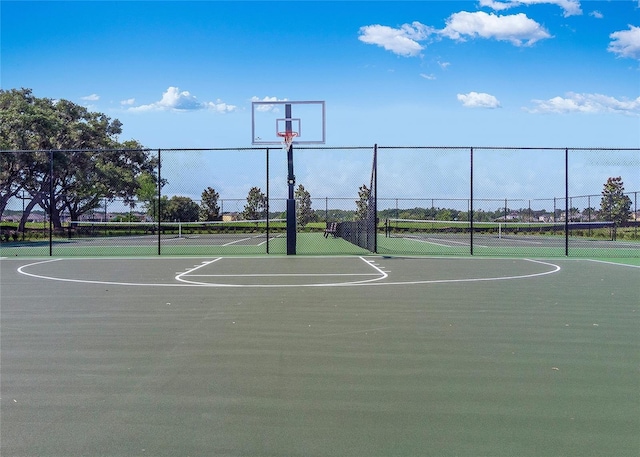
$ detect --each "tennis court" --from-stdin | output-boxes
[2,255,638,456]
[2,223,639,258]
[381,219,640,258]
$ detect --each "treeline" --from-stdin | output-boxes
[1,89,155,231]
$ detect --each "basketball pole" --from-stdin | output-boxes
[285,103,296,255]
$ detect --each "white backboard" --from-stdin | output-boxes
[251,100,325,145]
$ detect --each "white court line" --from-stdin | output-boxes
[584,259,640,269]
[402,236,453,248]
[375,259,560,286]
[175,256,388,287]
[257,234,284,247]
[499,237,544,245]
[186,273,381,277]
[426,237,471,246]
[427,237,489,248]
[15,257,560,288]
[222,237,253,246]
[403,236,488,248]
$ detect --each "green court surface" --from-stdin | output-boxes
[1,256,638,456]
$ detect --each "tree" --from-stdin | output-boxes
[136,172,161,221]
[582,207,597,221]
[0,88,153,227]
[568,207,581,222]
[165,196,199,222]
[199,187,220,221]
[600,176,632,237]
[0,151,26,216]
[355,184,370,220]
[242,187,266,220]
[436,209,453,221]
[294,184,315,226]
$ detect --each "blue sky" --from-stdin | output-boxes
[2,0,639,203]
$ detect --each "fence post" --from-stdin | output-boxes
[266,148,270,254]
[470,147,474,256]
[565,148,569,256]
[635,191,638,240]
[157,149,161,255]
[49,149,54,256]
[325,197,328,224]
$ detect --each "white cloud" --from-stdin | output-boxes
[120,98,135,106]
[440,11,551,46]
[457,92,502,108]
[420,73,436,80]
[205,100,236,113]
[358,22,435,57]
[589,10,603,19]
[250,96,288,112]
[479,0,582,17]
[359,11,550,58]
[81,94,100,101]
[478,0,512,11]
[526,92,640,115]
[129,87,236,112]
[608,25,640,60]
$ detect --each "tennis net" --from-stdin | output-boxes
[66,219,285,238]
[385,218,617,239]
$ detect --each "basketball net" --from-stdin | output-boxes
[278,131,298,152]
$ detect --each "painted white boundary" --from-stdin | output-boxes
[175,257,388,287]
[584,259,640,269]
[14,256,561,288]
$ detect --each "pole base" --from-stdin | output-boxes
[286,198,296,255]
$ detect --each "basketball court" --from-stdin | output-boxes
[2,255,638,456]
[2,100,638,456]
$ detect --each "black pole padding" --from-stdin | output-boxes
[287,198,296,255]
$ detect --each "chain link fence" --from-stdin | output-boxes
[1,146,638,257]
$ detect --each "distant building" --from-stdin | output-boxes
[222,213,239,222]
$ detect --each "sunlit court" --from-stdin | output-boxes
[3,0,640,455]
[2,255,639,456]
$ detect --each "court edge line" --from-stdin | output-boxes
[583,259,640,269]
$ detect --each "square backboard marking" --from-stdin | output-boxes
[276,118,301,136]
[252,100,325,145]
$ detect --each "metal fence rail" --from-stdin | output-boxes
[1,146,638,257]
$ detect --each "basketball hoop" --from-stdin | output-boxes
[277,131,298,152]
